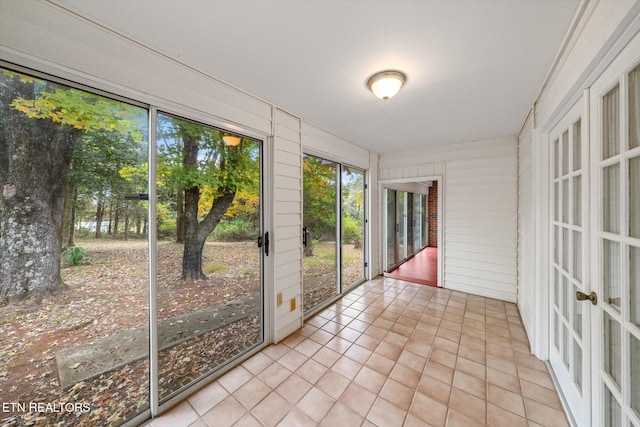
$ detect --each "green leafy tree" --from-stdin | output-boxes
[157,113,259,280]
[303,155,337,250]
[0,69,143,302]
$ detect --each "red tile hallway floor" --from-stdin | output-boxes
[384,247,438,287]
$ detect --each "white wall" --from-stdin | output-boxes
[0,1,375,344]
[379,137,518,302]
[517,113,535,340]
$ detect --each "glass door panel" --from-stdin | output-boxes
[0,67,150,425]
[386,188,397,271]
[156,112,263,401]
[341,166,365,288]
[398,191,407,262]
[302,154,338,313]
[549,99,590,426]
[413,193,422,252]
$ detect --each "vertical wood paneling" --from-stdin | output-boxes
[274,109,303,342]
[445,157,517,301]
[379,137,518,302]
[517,115,535,337]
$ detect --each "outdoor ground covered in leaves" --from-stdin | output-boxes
[0,239,362,426]
[0,239,260,426]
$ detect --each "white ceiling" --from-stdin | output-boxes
[55,0,580,154]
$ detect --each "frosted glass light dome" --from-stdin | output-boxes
[367,70,407,100]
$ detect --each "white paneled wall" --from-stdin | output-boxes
[517,114,535,339]
[274,109,303,341]
[445,158,517,301]
[379,137,518,302]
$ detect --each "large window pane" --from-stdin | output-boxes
[413,193,422,253]
[603,84,620,160]
[0,68,149,425]
[342,166,365,288]
[386,189,396,271]
[303,154,338,312]
[156,113,262,400]
[398,191,406,261]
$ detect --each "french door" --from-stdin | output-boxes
[589,40,639,427]
[549,98,591,426]
[550,33,640,427]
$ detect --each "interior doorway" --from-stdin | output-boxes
[381,177,442,287]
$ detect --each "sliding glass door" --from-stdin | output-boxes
[0,67,151,425]
[302,154,338,312]
[342,166,366,288]
[155,113,264,401]
[303,154,366,314]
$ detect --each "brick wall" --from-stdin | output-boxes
[428,181,438,247]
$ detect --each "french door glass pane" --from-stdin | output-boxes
[555,182,561,221]
[630,64,640,150]
[303,154,338,312]
[630,156,640,238]
[554,226,560,264]
[563,323,570,368]
[603,164,620,234]
[562,275,570,320]
[0,68,150,425]
[573,119,582,170]
[563,227,570,272]
[573,231,582,281]
[631,246,640,327]
[603,239,621,311]
[574,339,583,393]
[386,189,396,270]
[156,113,262,399]
[341,167,365,287]
[562,179,570,223]
[555,138,561,178]
[562,131,570,175]
[603,84,620,160]
[573,175,582,227]
[554,311,560,351]
[573,284,583,338]
[554,270,560,308]
[631,333,640,418]
[603,311,621,388]
[604,385,622,427]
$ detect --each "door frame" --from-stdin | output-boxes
[378,176,443,287]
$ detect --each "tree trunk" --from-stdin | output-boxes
[95,196,104,238]
[68,187,77,247]
[107,198,113,235]
[124,201,129,241]
[180,137,237,280]
[113,199,120,235]
[0,77,79,302]
[176,186,185,243]
[61,178,74,245]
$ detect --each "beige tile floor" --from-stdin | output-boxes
[146,278,569,427]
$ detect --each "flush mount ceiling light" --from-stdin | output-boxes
[367,70,407,100]
[222,135,241,146]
